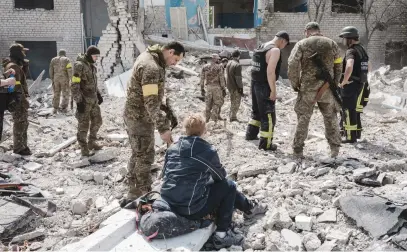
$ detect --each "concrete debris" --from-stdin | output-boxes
[317,208,337,223]
[303,233,321,251]
[278,162,297,174]
[95,196,108,210]
[238,164,268,178]
[315,167,330,177]
[23,162,43,172]
[71,199,88,215]
[316,240,337,252]
[29,242,43,251]
[11,229,45,243]
[265,207,293,229]
[281,229,302,249]
[72,159,91,168]
[106,134,128,142]
[339,194,407,238]
[321,180,336,189]
[295,215,313,231]
[326,229,352,244]
[55,188,64,195]
[0,153,18,163]
[93,172,105,184]
[89,149,116,163]
[310,207,324,216]
[79,171,94,182]
[353,167,376,181]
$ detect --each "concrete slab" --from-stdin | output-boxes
[61,209,215,251]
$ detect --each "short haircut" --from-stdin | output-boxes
[231,50,240,58]
[163,41,186,57]
[183,113,206,136]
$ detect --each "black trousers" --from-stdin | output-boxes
[0,92,13,141]
[246,81,276,150]
[185,179,252,232]
[341,95,358,142]
[356,82,370,139]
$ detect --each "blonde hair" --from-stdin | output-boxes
[183,113,206,136]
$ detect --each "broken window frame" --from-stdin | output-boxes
[14,0,55,11]
[331,0,364,14]
[273,0,308,13]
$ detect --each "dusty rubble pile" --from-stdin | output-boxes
[1,55,407,251]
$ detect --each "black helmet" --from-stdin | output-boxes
[339,26,359,38]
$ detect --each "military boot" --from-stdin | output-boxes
[293,147,304,160]
[80,145,94,157]
[88,141,103,151]
[52,108,58,115]
[245,124,260,141]
[330,146,340,158]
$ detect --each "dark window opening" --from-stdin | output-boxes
[210,0,254,28]
[385,41,407,70]
[16,41,57,79]
[15,0,54,10]
[274,0,308,13]
[332,0,363,13]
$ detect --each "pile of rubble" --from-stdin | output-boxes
[1,54,407,251]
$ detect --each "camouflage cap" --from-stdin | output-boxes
[10,43,29,52]
[305,22,320,30]
[211,53,220,59]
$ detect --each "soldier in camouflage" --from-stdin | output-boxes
[226,50,243,122]
[122,42,185,205]
[49,49,72,114]
[71,46,104,156]
[3,44,31,155]
[288,22,342,159]
[200,54,227,123]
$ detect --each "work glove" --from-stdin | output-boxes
[237,88,243,95]
[77,101,85,113]
[97,92,103,105]
[222,89,226,97]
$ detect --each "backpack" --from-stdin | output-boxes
[124,191,212,241]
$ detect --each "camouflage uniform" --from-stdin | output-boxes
[288,34,342,158]
[49,51,72,111]
[124,45,170,200]
[71,53,102,155]
[200,62,226,122]
[226,58,243,121]
[3,59,30,154]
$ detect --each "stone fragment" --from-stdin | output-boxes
[93,172,105,184]
[238,164,267,178]
[295,215,313,231]
[310,207,324,216]
[102,200,121,213]
[315,167,330,177]
[89,149,116,163]
[281,229,302,249]
[321,180,336,189]
[359,178,381,187]
[316,240,337,252]
[326,229,352,244]
[95,196,107,210]
[353,167,376,181]
[11,229,45,243]
[317,208,337,223]
[29,242,42,251]
[335,166,348,175]
[71,219,84,228]
[386,159,407,171]
[278,162,296,174]
[72,159,90,168]
[265,207,293,229]
[304,166,317,176]
[71,199,87,215]
[285,189,304,197]
[55,188,64,195]
[79,171,93,181]
[106,134,128,142]
[303,233,321,251]
[23,162,43,172]
[0,153,18,163]
[377,173,394,185]
[229,245,243,251]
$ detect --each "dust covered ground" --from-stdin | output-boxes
[1,55,407,251]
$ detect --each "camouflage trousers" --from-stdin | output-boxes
[293,91,341,155]
[205,87,224,122]
[75,100,102,148]
[52,79,70,110]
[229,89,242,120]
[11,93,29,153]
[124,115,155,200]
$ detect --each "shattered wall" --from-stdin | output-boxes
[97,0,146,83]
[0,0,82,69]
[257,0,407,67]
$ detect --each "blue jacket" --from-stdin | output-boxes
[160,136,226,216]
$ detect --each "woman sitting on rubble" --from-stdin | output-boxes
[160,113,267,249]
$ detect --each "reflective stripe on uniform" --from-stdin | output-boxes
[249,120,260,127]
[72,76,81,83]
[334,57,343,64]
[364,98,369,102]
[356,83,365,111]
[344,109,357,140]
[142,84,159,96]
[66,63,72,69]
[15,81,21,85]
[259,114,274,149]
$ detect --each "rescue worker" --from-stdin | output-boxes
[217,58,229,120]
[200,54,227,123]
[49,49,73,114]
[246,31,289,151]
[122,42,185,206]
[71,46,103,156]
[339,26,371,143]
[3,44,31,155]
[0,69,17,141]
[226,50,243,122]
[288,22,342,159]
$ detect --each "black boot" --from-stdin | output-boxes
[245,124,259,140]
[259,138,277,151]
